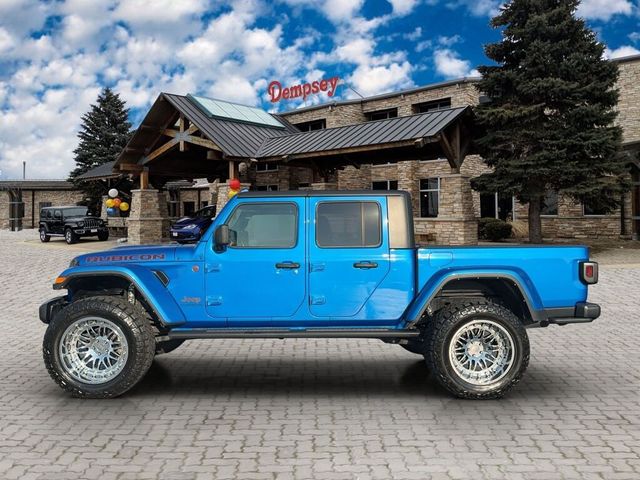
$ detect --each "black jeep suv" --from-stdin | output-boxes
[39,206,109,244]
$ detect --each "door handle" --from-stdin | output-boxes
[276,261,300,269]
[353,261,378,269]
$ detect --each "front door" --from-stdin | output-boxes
[308,196,391,322]
[205,199,306,325]
[52,209,63,234]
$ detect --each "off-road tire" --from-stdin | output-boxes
[155,339,185,355]
[64,228,77,245]
[43,295,155,398]
[424,299,529,400]
[98,231,109,241]
[39,227,50,243]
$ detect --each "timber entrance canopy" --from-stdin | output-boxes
[114,92,474,184]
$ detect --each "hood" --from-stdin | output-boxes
[75,244,177,265]
[66,216,103,222]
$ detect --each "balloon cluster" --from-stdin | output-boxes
[106,188,129,216]
[227,178,242,199]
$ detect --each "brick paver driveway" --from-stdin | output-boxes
[1,229,639,480]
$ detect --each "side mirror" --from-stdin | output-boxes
[214,224,230,249]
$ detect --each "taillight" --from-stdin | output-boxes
[580,261,598,285]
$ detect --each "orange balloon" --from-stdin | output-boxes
[113,198,122,207]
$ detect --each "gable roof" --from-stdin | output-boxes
[76,161,118,181]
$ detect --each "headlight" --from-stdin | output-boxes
[69,257,79,267]
[78,221,84,227]
[183,224,198,230]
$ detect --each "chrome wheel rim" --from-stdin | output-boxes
[65,230,72,242]
[40,230,45,240]
[59,317,129,384]
[448,319,514,386]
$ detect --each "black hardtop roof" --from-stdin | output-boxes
[237,190,411,199]
[41,206,88,210]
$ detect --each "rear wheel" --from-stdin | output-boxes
[39,227,50,243]
[43,295,155,398]
[424,300,529,399]
[64,228,77,245]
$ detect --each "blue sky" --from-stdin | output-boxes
[0,0,638,179]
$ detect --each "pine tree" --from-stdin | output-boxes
[472,0,627,243]
[69,88,132,208]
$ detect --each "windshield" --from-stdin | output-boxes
[63,207,89,218]
[195,207,215,218]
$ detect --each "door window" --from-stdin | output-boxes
[316,201,381,248]
[227,203,297,248]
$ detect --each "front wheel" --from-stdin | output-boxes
[39,227,50,243]
[43,295,156,398]
[424,300,529,399]
[98,230,109,241]
[64,228,77,245]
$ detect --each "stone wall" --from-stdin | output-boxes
[127,189,169,245]
[0,188,84,230]
[281,80,480,128]
[616,57,640,144]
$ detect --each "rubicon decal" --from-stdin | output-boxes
[268,77,340,103]
[86,254,166,262]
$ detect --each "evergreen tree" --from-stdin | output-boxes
[69,88,132,209]
[472,0,627,243]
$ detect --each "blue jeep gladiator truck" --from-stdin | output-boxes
[40,191,600,399]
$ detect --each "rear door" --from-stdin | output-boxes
[308,196,391,321]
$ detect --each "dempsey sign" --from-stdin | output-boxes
[268,76,340,103]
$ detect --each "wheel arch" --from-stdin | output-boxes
[406,272,544,328]
[54,268,186,328]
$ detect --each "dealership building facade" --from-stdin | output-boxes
[2,56,639,244]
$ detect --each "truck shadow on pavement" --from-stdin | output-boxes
[130,356,452,398]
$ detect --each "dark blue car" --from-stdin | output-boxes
[170,205,216,243]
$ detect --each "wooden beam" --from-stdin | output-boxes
[142,138,179,165]
[118,163,144,172]
[179,115,185,152]
[438,132,458,171]
[182,135,222,151]
[140,168,149,189]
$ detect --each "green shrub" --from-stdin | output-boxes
[478,217,513,242]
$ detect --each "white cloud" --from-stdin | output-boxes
[446,0,501,17]
[577,0,633,21]
[604,45,640,59]
[113,0,208,25]
[0,27,15,53]
[349,62,413,97]
[387,0,419,16]
[433,48,479,78]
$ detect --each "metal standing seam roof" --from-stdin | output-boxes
[76,161,119,181]
[255,107,469,158]
[162,94,298,158]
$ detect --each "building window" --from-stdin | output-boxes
[583,199,609,216]
[256,184,279,191]
[294,119,326,131]
[419,178,440,218]
[227,203,298,248]
[256,162,278,172]
[39,202,52,210]
[541,191,558,216]
[366,108,398,121]
[480,192,515,221]
[316,201,381,248]
[168,190,180,217]
[183,201,195,216]
[413,98,452,113]
[372,180,398,190]
[200,201,209,208]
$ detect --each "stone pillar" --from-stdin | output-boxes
[433,174,478,245]
[397,161,419,213]
[311,182,338,190]
[216,181,252,211]
[126,189,169,245]
[0,191,10,230]
[100,196,108,220]
[338,165,372,190]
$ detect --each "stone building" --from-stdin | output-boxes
[0,180,84,230]
[279,54,640,241]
